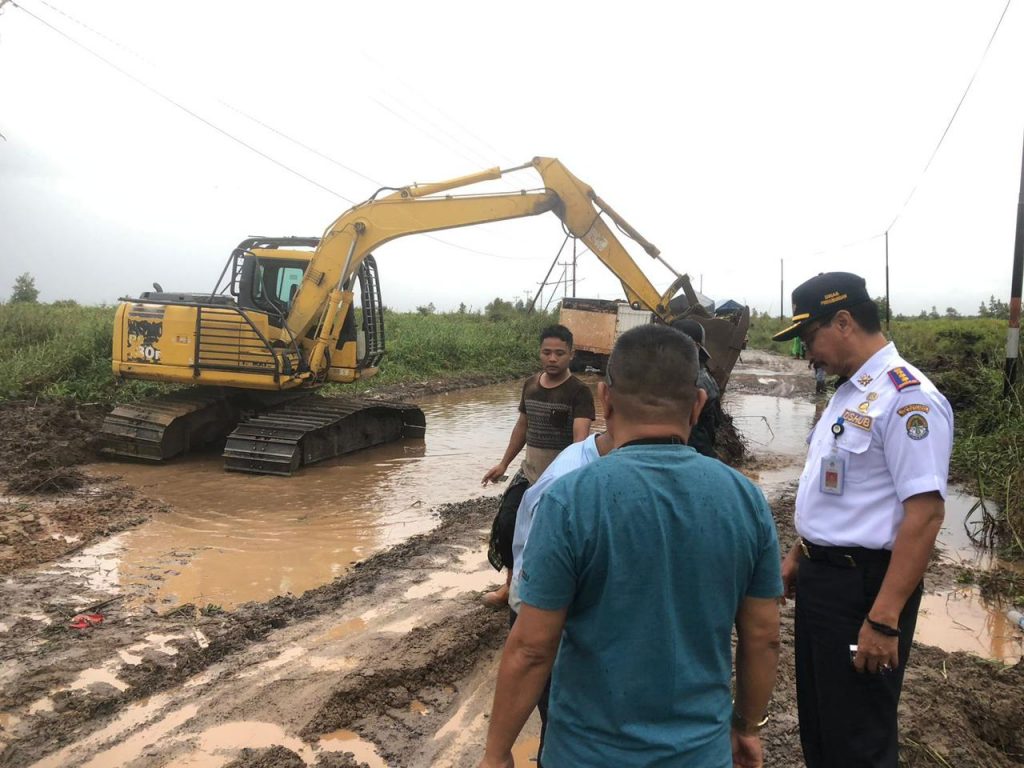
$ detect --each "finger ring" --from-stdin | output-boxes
[879,663,892,673]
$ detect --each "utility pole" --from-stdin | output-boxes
[1004,130,1024,396]
[572,238,577,298]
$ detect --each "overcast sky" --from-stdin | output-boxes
[1,1,1022,316]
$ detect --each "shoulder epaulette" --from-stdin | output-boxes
[888,366,920,391]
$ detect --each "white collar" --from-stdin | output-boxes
[845,341,899,392]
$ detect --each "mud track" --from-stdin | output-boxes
[2,356,1023,767]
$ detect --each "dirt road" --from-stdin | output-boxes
[1,352,1022,767]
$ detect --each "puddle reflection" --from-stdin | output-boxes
[917,588,1022,665]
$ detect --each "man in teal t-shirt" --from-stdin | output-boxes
[479,324,782,768]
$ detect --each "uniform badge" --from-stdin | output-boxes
[858,402,870,413]
[857,374,873,387]
[905,413,929,440]
[867,392,879,402]
[888,366,921,391]
[841,409,872,430]
[897,403,930,417]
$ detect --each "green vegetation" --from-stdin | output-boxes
[0,303,163,402]
[9,273,40,304]
[747,311,1024,558]
[0,302,554,402]
[340,308,557,392]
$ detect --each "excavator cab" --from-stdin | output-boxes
[231,237,316,327]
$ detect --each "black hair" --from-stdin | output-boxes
[846,300,882,334]
[539,324,574,349]
[811,299,881,337]
[606,325,699,417]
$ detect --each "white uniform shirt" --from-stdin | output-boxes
[509,434,600,613]
[795,342,953,550]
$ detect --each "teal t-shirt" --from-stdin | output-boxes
[519,444,782,768]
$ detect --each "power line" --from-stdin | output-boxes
[10,0,358,203]
[887,0,1012,232]
[26,0,385,188]
[361,51,518,169]
[11,0,552,263]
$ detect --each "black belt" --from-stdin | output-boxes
[799,539,891,569]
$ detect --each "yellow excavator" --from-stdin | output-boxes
[100,157,749,475]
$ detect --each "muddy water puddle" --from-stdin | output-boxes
[76,362,1022,666]
[85,380,551,609]
[87,375,807,611]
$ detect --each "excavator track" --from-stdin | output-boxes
[98,389,243,461]
[222,395,426,476]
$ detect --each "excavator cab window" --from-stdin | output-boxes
[237,256,306,325]
[254,263,303,309]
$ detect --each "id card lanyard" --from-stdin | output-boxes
[819,416,846,495]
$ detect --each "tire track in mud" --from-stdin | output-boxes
[1,498,510,767]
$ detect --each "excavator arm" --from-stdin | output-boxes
[288,157,686,378]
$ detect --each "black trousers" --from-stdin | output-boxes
[509,608,551,768]
[795,551,923,768]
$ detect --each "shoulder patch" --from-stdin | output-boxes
[841,409,873,431]
[897,403,930,417]
[905,413,929,440]
[888,366,920,391]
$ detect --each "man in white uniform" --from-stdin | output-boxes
[775,272,953,767]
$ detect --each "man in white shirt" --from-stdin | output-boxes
[775,272,953,768]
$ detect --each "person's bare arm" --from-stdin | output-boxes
[780,541,801,603]
[732,596,781,768]
[572,416,592,442]
[478,604,567,768]
[855,491,944,673]
[482,413,527,484]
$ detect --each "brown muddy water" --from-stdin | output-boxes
[80,360,1020,664]
[84,381,554,611]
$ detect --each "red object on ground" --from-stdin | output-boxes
[69,613,104,630]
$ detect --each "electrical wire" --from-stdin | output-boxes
[10,0,358,203]
[28,0,382,188]
[361,50,519,168]
[887,0,1012,232]
[11,0,553,264]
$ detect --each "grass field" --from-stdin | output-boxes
[0,303,555,402]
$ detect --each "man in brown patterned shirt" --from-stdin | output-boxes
[481,324,595,607]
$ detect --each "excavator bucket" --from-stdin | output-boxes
[695,307,750,392]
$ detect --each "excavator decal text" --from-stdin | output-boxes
[127,319,163,363]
